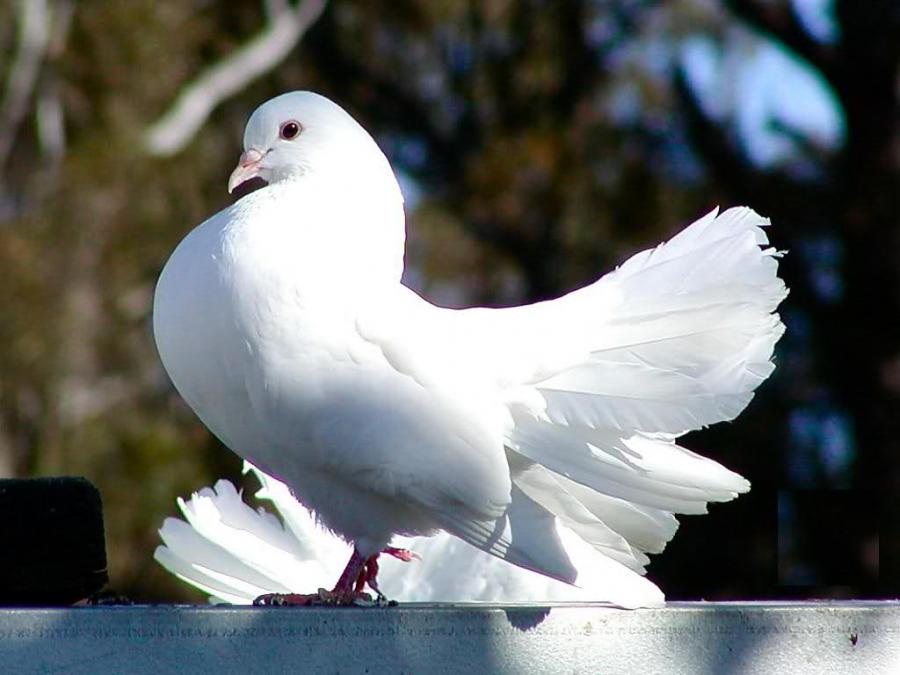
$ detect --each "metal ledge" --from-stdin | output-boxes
[2,601,898,674]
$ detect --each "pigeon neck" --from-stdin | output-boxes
[260,168,407,286]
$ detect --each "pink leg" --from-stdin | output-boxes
[341,547,419,596]
[332,548,367,594]
[362,556,380,594]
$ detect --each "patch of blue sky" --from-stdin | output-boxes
[680,22,844,170]
[791,0,839,44]
[787,402,855,488]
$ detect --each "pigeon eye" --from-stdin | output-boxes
[279,120,302,140]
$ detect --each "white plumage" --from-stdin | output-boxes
[153,91,786,602]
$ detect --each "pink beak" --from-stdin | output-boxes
[228,148,266,194]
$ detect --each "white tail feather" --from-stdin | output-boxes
[472,207,783,583]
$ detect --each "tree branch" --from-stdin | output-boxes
[142,0,327,157]
[36,0,73,161]
[0,0,52,172]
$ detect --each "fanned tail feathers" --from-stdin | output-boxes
[454,207,785,587]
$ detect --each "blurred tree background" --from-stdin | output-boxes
[0,0,896,601]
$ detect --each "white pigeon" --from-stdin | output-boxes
[153,91,786,605]
[156,464,666,607]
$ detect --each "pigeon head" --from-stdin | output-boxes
[228,91,387,194]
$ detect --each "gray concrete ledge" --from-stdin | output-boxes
[2,601,899,674]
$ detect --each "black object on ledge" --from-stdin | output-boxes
[0,477,108,605]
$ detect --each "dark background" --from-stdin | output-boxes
[0,0,896,601]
